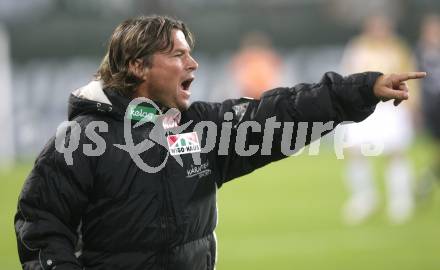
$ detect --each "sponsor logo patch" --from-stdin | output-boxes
[127,105,157,122]
[167,132,201,156]
[186,161,212,179]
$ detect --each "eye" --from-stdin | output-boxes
[174,52,184,57]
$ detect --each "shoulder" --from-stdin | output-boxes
[184,101,221,122]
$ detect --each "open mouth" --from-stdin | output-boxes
[181,78,194,91]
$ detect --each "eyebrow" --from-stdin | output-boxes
[172,48,191,54]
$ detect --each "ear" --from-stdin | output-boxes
[129,59,149,80]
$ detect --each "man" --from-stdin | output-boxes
[231,31,282,98]
[14,15,426,270]
[340,15,418,225]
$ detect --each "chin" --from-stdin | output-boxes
[176,100,190,111]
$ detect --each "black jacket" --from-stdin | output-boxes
[15,72,381,270]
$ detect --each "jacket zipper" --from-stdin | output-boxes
[159,145,172,270]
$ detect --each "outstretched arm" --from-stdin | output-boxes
[189,71,426,185]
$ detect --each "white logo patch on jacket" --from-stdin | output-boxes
[167,132,201,156]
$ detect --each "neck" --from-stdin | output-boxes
[132,84,147,98]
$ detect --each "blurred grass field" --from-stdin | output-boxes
[1,138,439,269]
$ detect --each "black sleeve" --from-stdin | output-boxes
[14,128,94,269]
[190,71,382,186]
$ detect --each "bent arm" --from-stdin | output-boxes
[15,137,92,270]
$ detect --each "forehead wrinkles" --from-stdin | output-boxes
[173,31,191,51]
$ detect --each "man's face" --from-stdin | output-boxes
[144,29,198,111]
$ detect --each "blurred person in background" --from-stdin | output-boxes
[340,14,418,225]
[231,31,282,99]
[415,14,440,200]
[14,15,426,270]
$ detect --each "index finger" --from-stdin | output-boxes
[396,72,427,82]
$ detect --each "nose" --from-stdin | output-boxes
[187,55,198,71]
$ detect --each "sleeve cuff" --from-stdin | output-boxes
[359,72,383,106]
